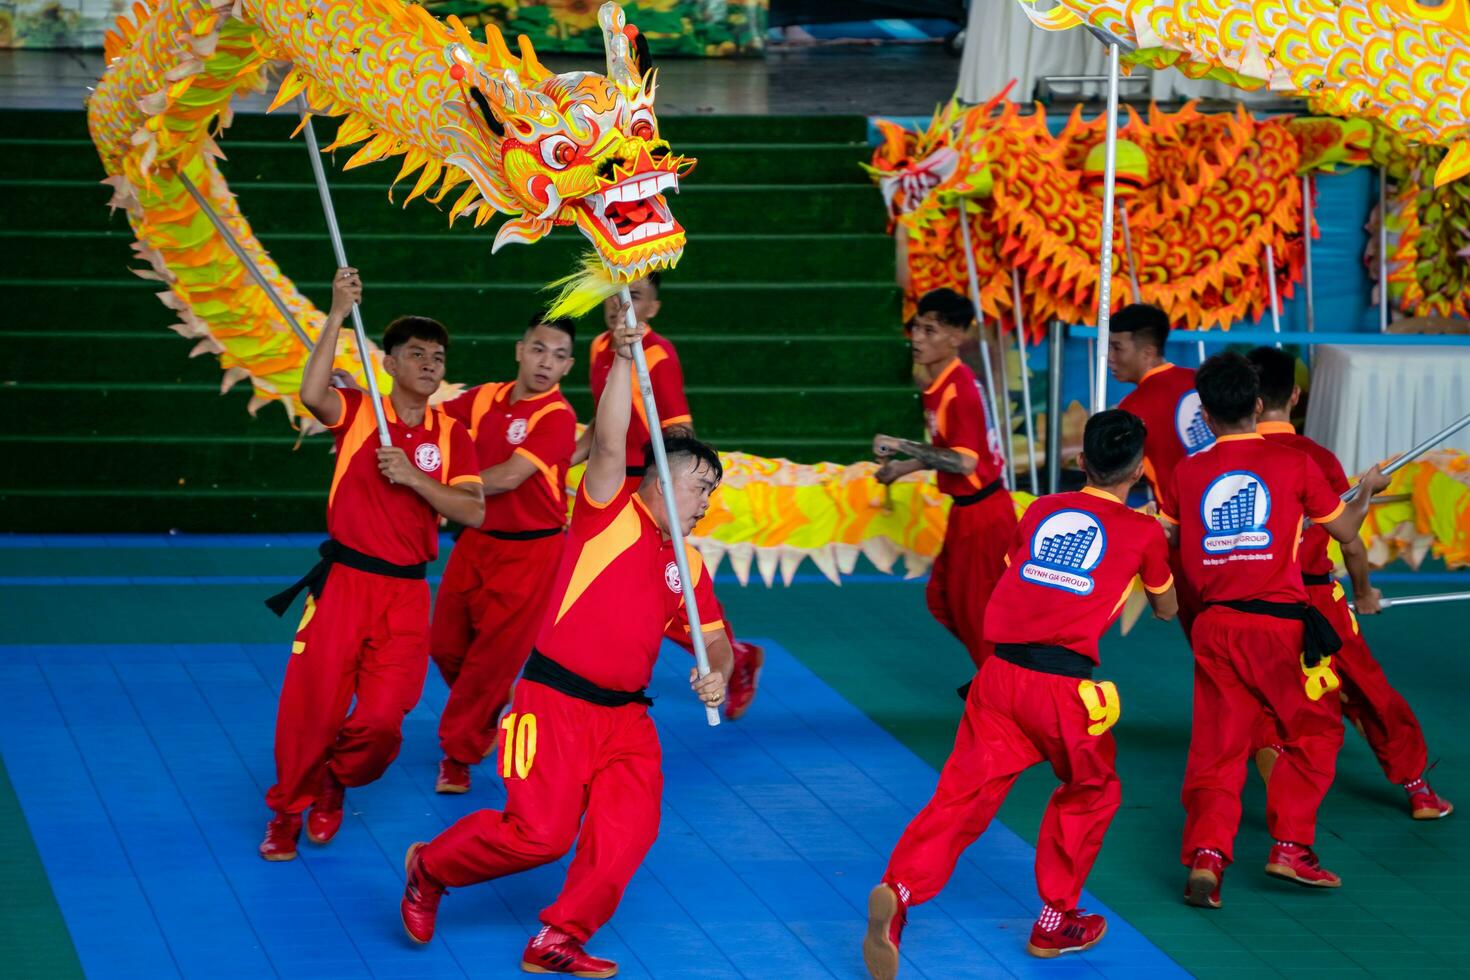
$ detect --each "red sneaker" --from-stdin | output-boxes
[521,925,617,977]
[258,812,301,861]
[862,882,908,980]
[436,758,471,794]
[306,768,345,844]
[724,641,764,721]
[1265,842,1341,888]
[400,842,446,944]
[1026,907,1107,958]
[1253,744,1283,785]
[1184,849,1225,909]
[1405,778,1454,820]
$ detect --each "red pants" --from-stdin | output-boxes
[1250,582,1427,785]
[265,564,430,814]
[420,680,662,941]
[431,529,565,765]
[1169,544,1204,642]
[884,656,1121,912]
[929,491,1016,668]
[1180,607,1343,864]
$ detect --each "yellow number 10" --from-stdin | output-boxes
[499,712,539,780]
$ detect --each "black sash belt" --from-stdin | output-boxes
[1301,572,1334,587]
[952,479,1004,508]
[480,526,563,541]
[994,642,1095,679]
[522,650,653,707]
[1206,599,1342,667]
[264,539,426,618]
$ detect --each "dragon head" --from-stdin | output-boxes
[438,3,694,287]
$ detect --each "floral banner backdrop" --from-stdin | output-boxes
[423,0,767,56]
[1,0,124,47]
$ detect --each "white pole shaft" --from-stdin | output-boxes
[1092,42,1121,416]
[297,99,391,448]
[1263,242,1282,348]
[1378,167,1390,333]
[959,212,1011,490]
[1118,201,1140,301]
[1011,270,1039,495]
[179,173,314,352]
[620,288,720,727]
[1339,409,1470,504]
[1352,591,1470,612]
[1301,174,1315,333]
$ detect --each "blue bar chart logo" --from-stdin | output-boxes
[1175,390,1217,456]
[1021,509,1107,595]
[1200,471,1273,554]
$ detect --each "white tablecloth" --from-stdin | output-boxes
[1304,345,1470,474]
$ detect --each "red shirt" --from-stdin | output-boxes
[589,327,692,469]
[983,488,1173,663]
[535,480,726,692]
[441,382,576,533]
[324,388,482,566]
[1117,363,1216,499]
[1159,433,1346,604]
[921,358,1005,497]
[1258,420,1350,578]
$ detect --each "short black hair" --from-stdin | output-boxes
[915,288,974,330]
[1111,303,1170,354]
[527,311,576,343]
[382,315,448,355]
[642,435,723,485]
[1246,346,1296,412]
[1195,351,1260,425]
[1082,409,1147,485]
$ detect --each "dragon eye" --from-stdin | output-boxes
[629,109,656,142]
[540,136,578,170]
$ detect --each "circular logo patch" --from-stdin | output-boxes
[413,443,442,473]
[506,419,529,445]
[1175,389,1216,456]
[664,561,682,594]
[1019,508,1107,595]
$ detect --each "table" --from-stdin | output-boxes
[1305,345,1470,474]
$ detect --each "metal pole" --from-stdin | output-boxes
[1263,242,1283,348]
[1378,167,1391,332]
[1092,42,1121,415]
[1301,173,1316,333]
[1118,201,1140,301]
[179,173,314,353]
[1352,591,1470,612]
[1339,409,1470,503]
[297,97,391,447]
[618,287,719,726]
[1047,320,1063,494]
[959,212,1012,489]
[1011,270,1040,494]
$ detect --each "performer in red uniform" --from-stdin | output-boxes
[1110,303,1212,638]
[864,411,1177,977]
[580,272,765,721]
[874,288,1014,669]
[400,308,733,977]
[1161,353,1388,906]
[1244,347,1451,820]
[429,314,579,794]
[259,269,485,861]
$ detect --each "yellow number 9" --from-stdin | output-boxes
[1077,680,1121,736]
[1301,655,1341,702]
[499,712,539,780]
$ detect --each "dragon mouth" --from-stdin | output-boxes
[585,171,681,246]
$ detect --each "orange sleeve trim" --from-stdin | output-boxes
[579,480,619,509]
[325,388,350,431]
[1310,500,1346,525]
[1158,511,1179,525]
[1003,554,1011,567]
[951,446,979,459]
[700,619,726,634]
[661,414,693,428]
[450,474,484,486]
[1144,574,1174,595]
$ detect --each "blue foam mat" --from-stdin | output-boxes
[0,640,1184,979]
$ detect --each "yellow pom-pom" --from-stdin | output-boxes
[1082,139,1149,198]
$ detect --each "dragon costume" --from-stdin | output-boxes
[89,0,691,428]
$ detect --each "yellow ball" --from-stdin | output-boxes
[1083,139,1149,198]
